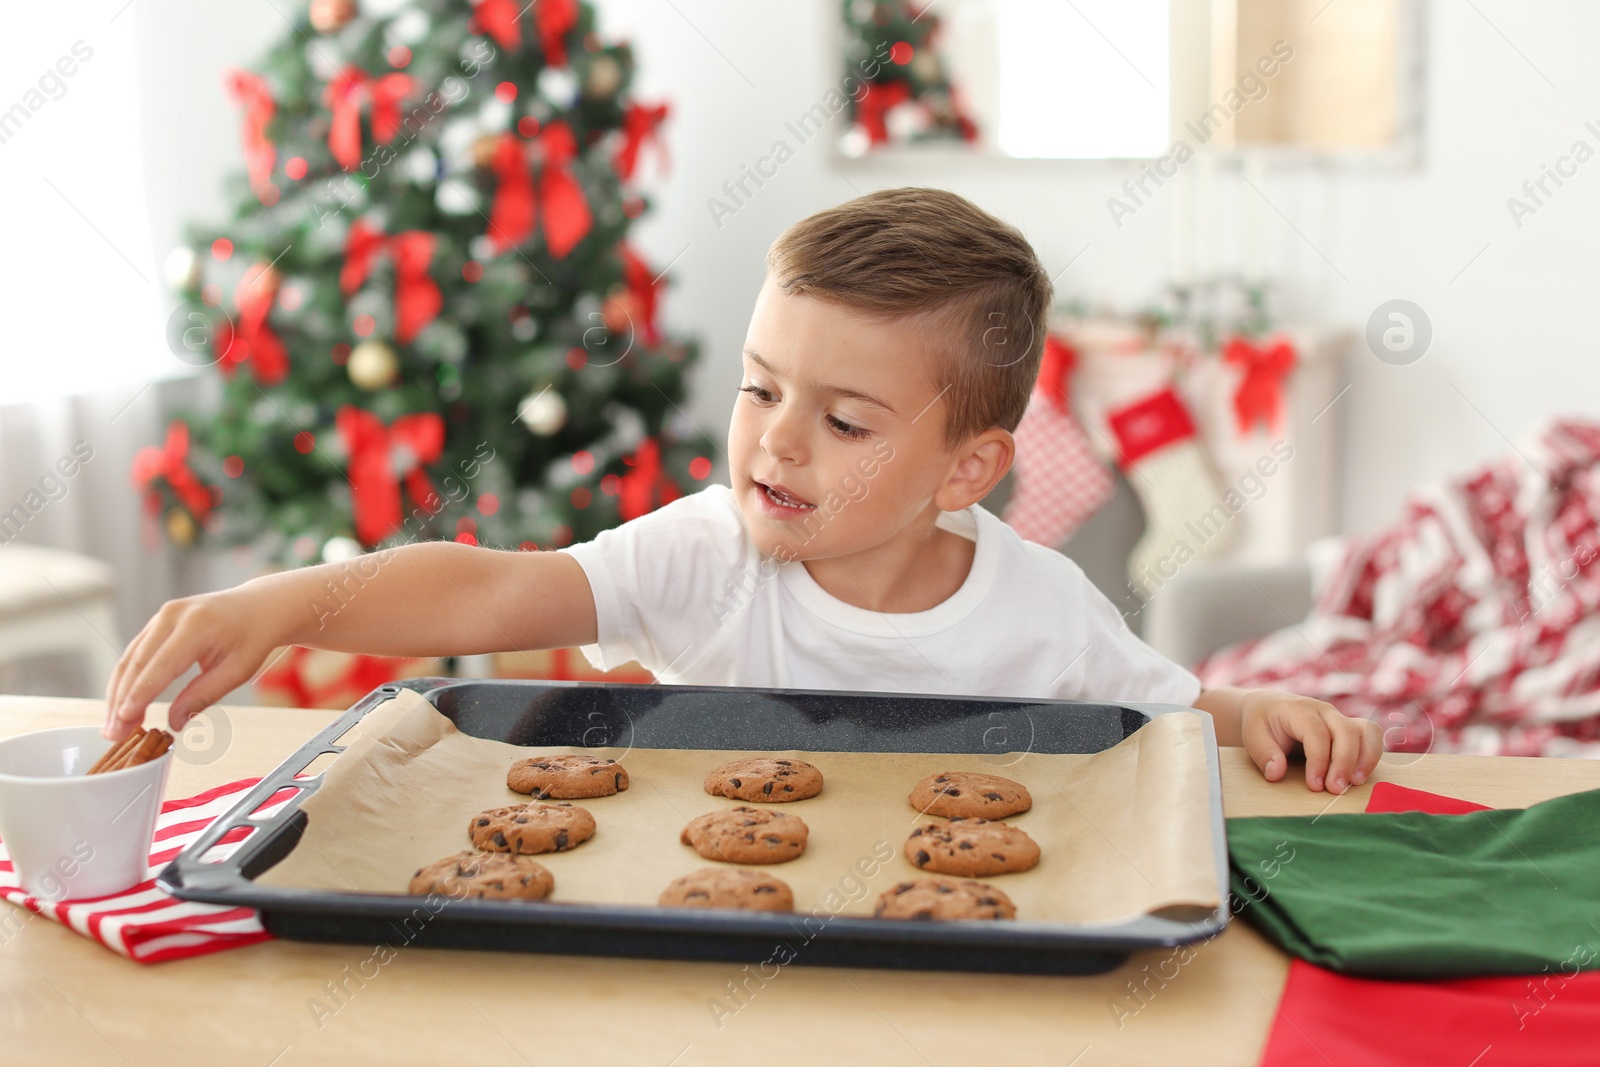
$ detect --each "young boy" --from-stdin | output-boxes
[105,188,1381,793]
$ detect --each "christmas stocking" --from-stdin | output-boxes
[1105,386,1238,596]
[1003,336,1114,546]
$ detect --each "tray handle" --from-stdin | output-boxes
[158,682,416,894]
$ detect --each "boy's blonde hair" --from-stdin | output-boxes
[766,187,1052,448]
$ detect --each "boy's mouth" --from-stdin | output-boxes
[754,480,816,511]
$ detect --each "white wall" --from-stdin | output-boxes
[132,0,1600,541]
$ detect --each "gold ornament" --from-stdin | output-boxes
[472,133,501,170]
[165,508,197,546]
[347,339,400,390]
[583,55,623,100]
[309,0,358,34]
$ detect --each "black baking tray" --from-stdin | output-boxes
[160,678,1230,975]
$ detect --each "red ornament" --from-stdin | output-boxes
[1035,334,1077,414]
[615,102,669,182]
[620,243,662,346]
[473,0,523,49]
[485,123,592,258]
[323,66,416,171]
[223,69,276,204]
[131,421,216,525]
[535,0,579,67]
[617,438,681,521]
[487,134,536,252]
[535,122,591,258]
[336,406,447,545]
[856,81,912,144]
[1222,336,1297,436]
[213,263,289,385]
[341,218,444,345]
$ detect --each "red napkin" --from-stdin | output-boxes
[1258,782,1600,1066]
[0,777,292,963]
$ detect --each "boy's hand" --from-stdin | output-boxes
[103,588,283,743]
[1237,688,1384,793]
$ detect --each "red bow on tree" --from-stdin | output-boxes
[1035,334,1078,415]
[224,69,276,202]
[341,219,443,345]
[616,102,669,182]
[1222,336,1297,436]
[617,438,682,521]
[856,81,912,145]
[486,122,592,258]
[337,406,446,546]
[471,0,523,49]
[535,0,578,66]
[324,66,416,172]
[132,421,216,522]
[473,0,575,63]
[621,243,661,346]
[214,263,288,385]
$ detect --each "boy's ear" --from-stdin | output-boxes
[934,427,1014,511]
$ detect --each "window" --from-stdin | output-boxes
[0,5,168,404]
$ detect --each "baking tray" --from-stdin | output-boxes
[160,678,1230,975]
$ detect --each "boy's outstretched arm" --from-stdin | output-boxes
[103,543,596,741]
[1193,686,1384,794]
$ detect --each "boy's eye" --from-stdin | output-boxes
[828,415,871,440]
[739,384,773,403]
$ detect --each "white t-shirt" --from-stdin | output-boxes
[560,484,1201,706]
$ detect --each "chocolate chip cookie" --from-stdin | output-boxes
[680,805,809,864]
[703,757,823,802]
[468,801,596,855]
[507,753,629,799]
[905,817,1040,876]
[873,876,1017,921]
[908,771,1032,819]
[658,867,795,912]
[408,850,555,901]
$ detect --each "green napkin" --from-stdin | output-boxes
[1227,788,1600,978]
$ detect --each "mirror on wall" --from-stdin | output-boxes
[835,0,1423,164]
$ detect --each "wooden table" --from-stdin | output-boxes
[3,695,1598,1067]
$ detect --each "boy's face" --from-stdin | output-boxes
[728,274,969,563]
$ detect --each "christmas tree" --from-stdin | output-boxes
[839,0,979,155]
[138,0,715,567]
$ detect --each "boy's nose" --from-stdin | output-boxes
[758,409,807,465]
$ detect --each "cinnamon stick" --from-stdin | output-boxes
[87,727,174,774]
[109,729,172,772]
[87,728,146,775]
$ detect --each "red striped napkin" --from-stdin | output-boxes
[0,777,295,963]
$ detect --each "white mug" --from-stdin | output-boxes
[0,726,171,901]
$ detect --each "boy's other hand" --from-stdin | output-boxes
[1238,688,1384,793]
[103,588,281,743]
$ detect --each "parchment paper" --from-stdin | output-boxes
[258,690,1219,925]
